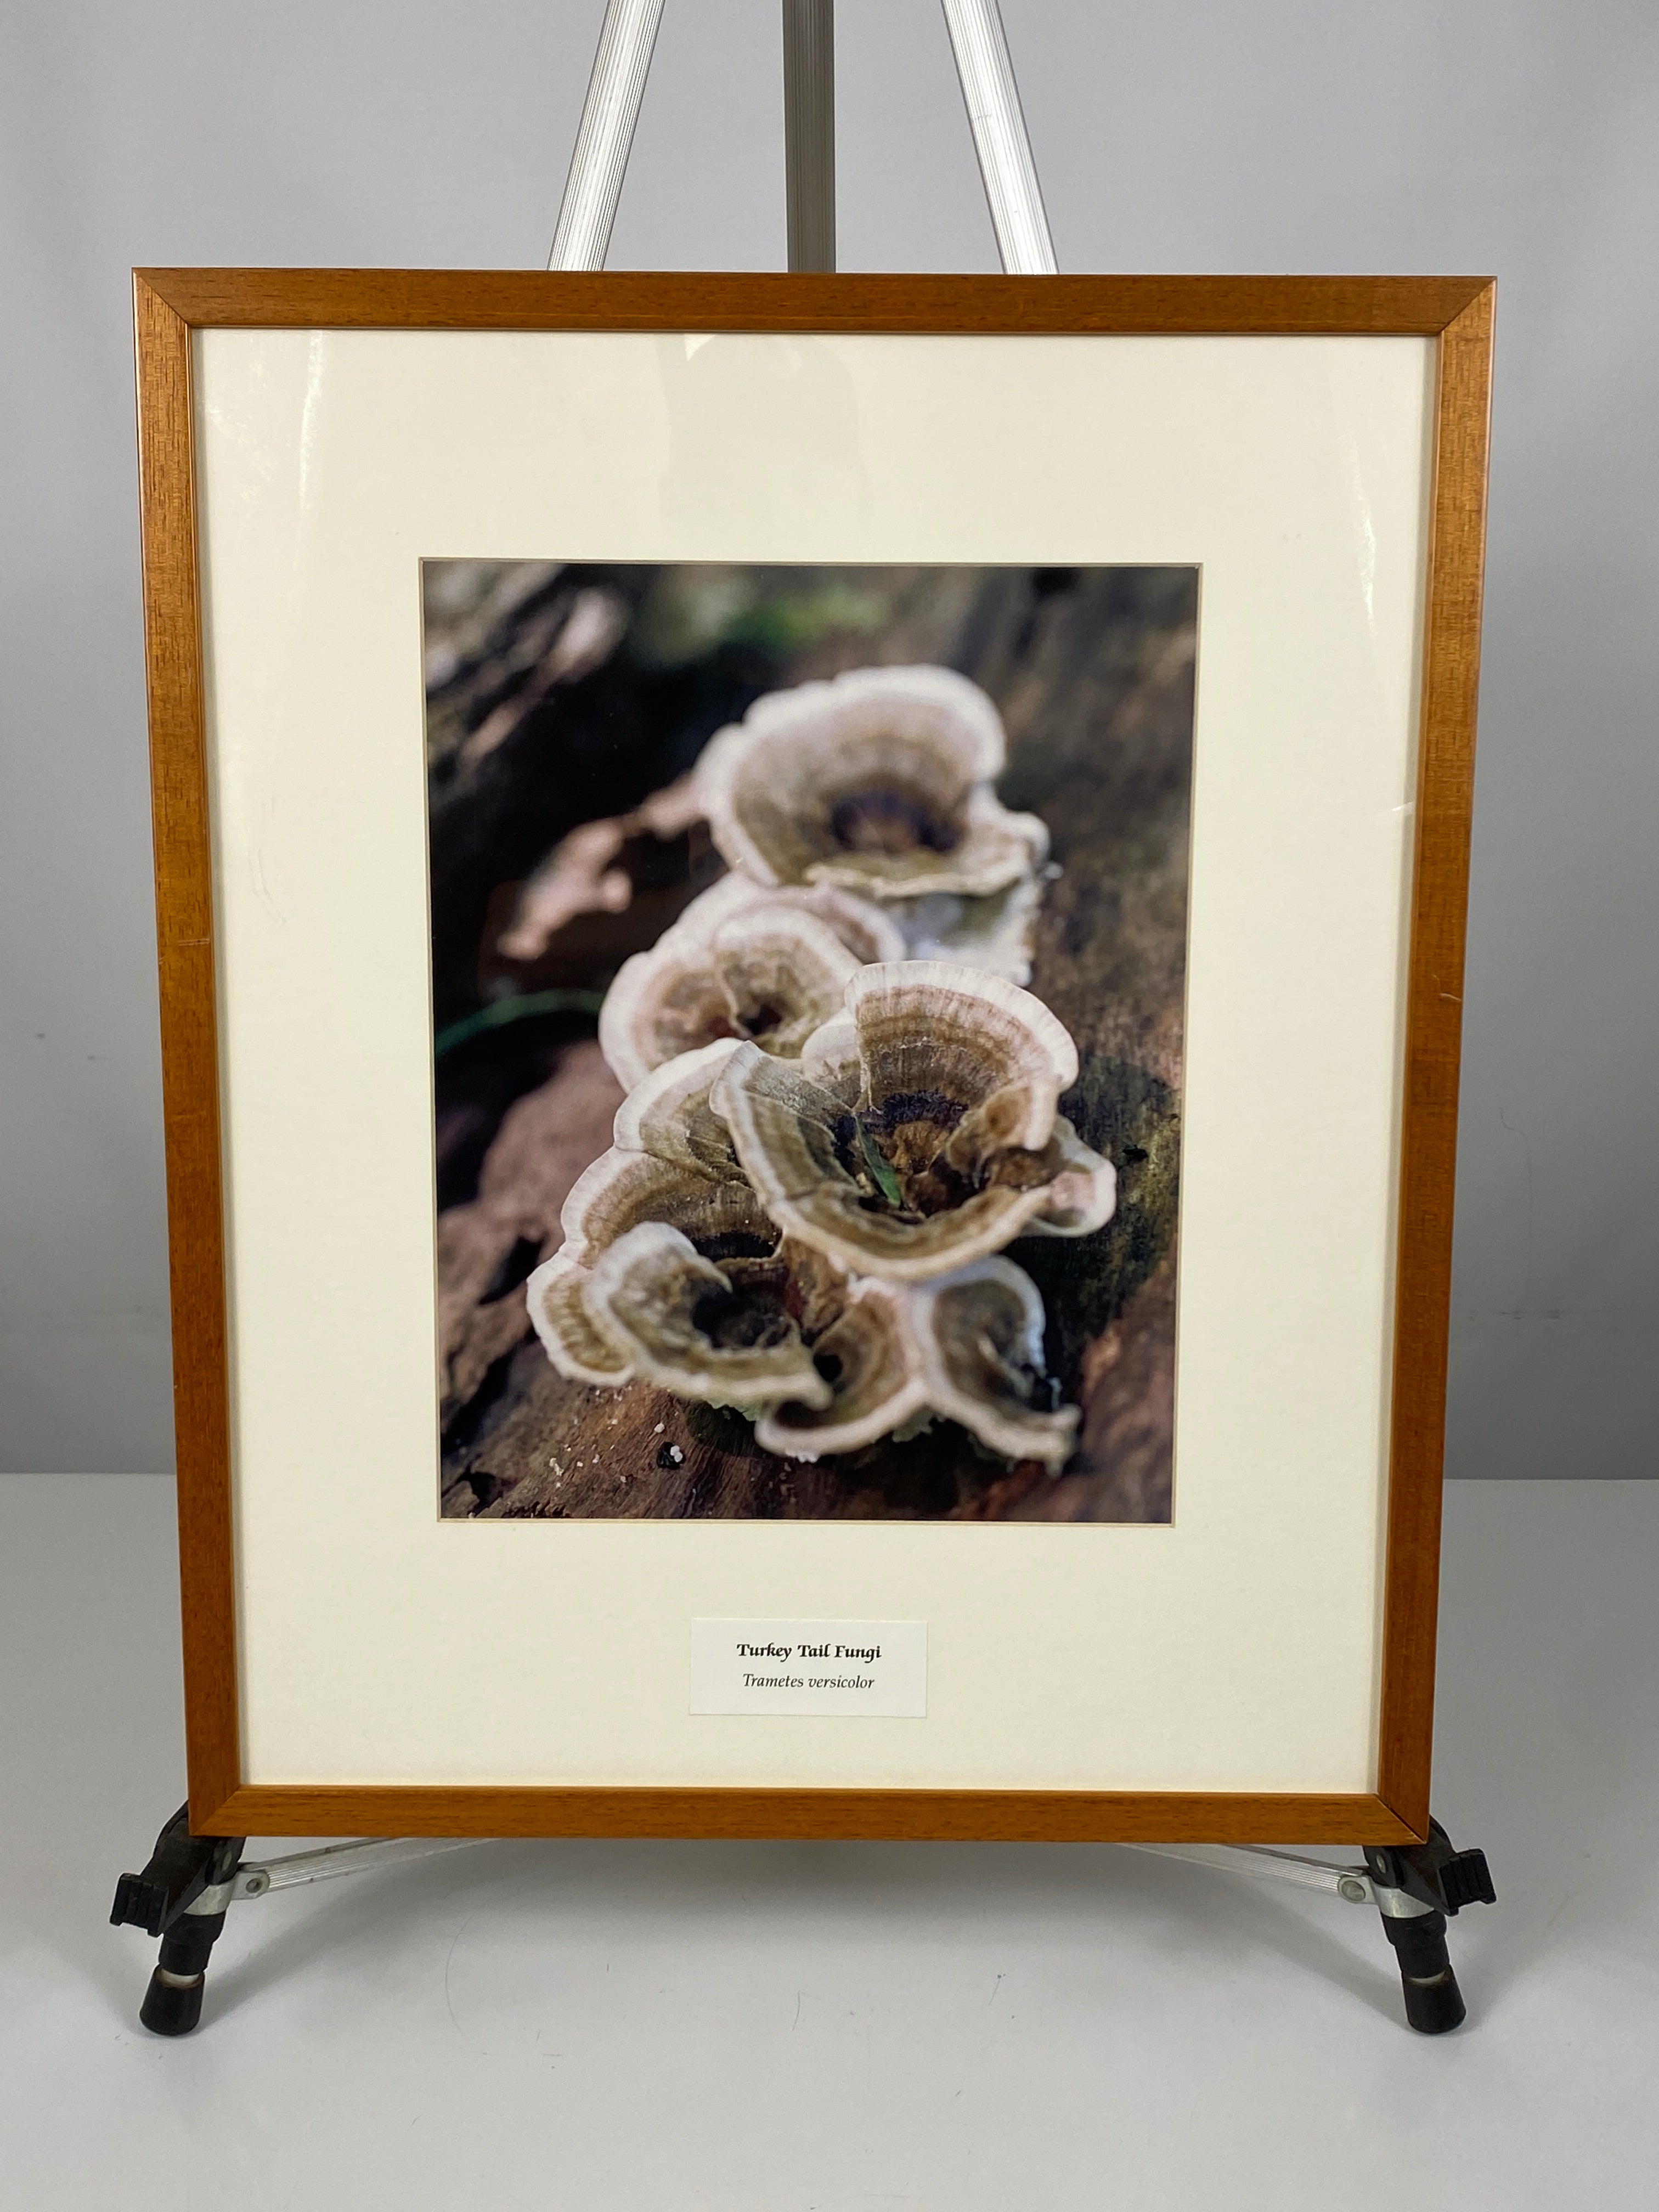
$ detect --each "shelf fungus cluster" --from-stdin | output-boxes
[526,667,1116,1469]
[597,665,1054,1094]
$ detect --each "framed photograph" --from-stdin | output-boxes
[137,271,1491,1843]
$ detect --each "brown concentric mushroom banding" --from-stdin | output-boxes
[755,1277,926,1458]
[581,1221,831,1409]
[599,905,861,1092]
[610,1037,752,1183]
[694,666,1048,904]
[526,1248,635,1386]
[524,1013,1094,1460]
[710,962,1116,1282]
[554,1143,771,1270]
[527,1041,785,1393]
[523,656,1117,1465]
[755,1257,1077,1468]
[672,871,908,968]
[909,1259,1079,1466]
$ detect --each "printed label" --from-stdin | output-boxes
[690,1618,927,1717]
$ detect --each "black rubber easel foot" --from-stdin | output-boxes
[112,1804,246,2037]
[140,1966,207,2036]
[1381,1907,1467,2034]
[1401,1965,1466,2036]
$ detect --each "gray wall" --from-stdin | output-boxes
[2,1,1654,1475]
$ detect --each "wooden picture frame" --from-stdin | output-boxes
[136,270,1492,1846]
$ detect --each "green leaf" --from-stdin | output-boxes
[857,1122,906,1210]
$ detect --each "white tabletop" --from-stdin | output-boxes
[2,1474,1654,2210]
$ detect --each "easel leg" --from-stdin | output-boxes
[939,0,1057,272]
[547,0,665,271]
[111,1805,246,2037]
[1365,1819,1496,2034]
[1375,1898,1466,2033]
[110,1816,1496,2035]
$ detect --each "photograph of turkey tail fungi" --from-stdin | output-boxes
[426,561,1195,1523]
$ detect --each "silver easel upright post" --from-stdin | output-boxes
[783,0,836,272]
[546,0,1057,274]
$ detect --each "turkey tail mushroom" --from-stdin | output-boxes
[695,666,1048,904]
[756,1257,1076,1469]
[908,1259,1079,1468]
[672,871,906,967]
[526,1041,781,1388]
[755,1279,928,1459]
[582,1222,832,1410]
[711,962,1114,1283]
[599,905,860,1091]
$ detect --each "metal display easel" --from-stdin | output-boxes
[111,0,1493,2038]
[548,0,1058,276]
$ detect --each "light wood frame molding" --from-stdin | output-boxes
[134,270,1493,1847]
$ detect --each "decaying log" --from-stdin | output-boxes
[437,1042,624,1425]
